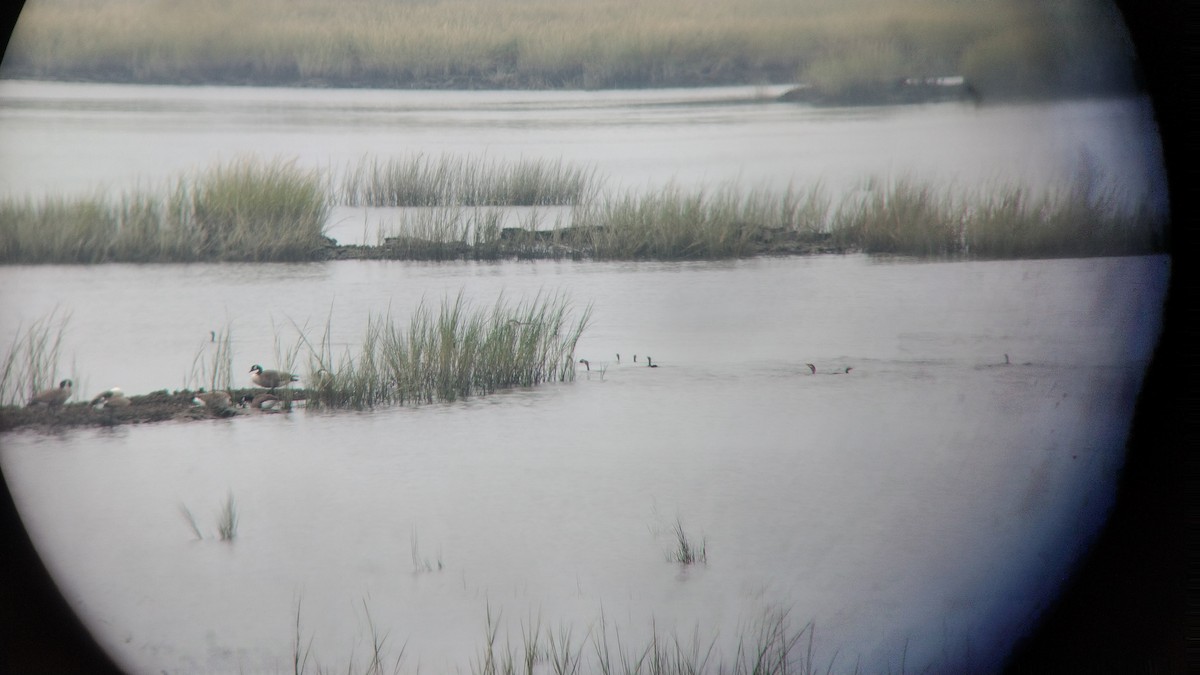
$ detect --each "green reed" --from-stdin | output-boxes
[342,155,601,207]
[303,292,591,410]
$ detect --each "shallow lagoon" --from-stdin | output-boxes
[0,82,1172,673]
[0,253,1170,673]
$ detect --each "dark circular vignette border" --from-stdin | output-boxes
[1003,1,1195,672]
[0,1,1194,673]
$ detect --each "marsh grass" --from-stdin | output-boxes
[474,607,826,675]
[294,600,407,675]
[186,323,234,392]
[573,182,830,260]
[0,158,328,263]
[0,154,1163,263]
[0,308,72,406]
[343,155,601,208]
[4,0,1137,97]
[178,504,204,541]
[668,518,708,566]
[410,530,444,574]
[217,492,238,542]
[829,173,1165,258]
[303,292,591,409]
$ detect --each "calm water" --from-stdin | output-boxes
[0,82,1172,674]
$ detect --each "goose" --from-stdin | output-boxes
[250,364,299,390]
[646,356,658,368]
[193,389,233,411]
[28,379,72,407]
[239,392,280,410]
[312,369,334,388]
[90,388,131,409]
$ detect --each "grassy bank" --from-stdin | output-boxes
[3,0,1139,98]
[0,156,1165,263]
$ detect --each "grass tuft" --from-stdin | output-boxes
[342,154,602,208]
[0,158,328,263]
[217,491,238,542]
[669,518,708,566]
[303,291,591,410]
[0,308,73,407]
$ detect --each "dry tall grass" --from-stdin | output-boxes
[3,0,1139,96]
[0,158,328,263]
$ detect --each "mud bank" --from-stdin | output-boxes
[0,388,309,433]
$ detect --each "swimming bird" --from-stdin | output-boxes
[804,363,816,375]
[578,359,591,371]
[646,356,658,368]
[250,364,299,390]
[28,379,72,407]
[90,387,131,409]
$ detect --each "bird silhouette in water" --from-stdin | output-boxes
[578,358,591,371]
[646,356,658,368]
[806,364,851,375]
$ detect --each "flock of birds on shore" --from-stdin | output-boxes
[24,364,303,414]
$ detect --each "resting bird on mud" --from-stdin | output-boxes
[239,392,280,410]
[193,389,234,416]
[249,364,299,390]
[90,388,131,409]
[28,379,72,407]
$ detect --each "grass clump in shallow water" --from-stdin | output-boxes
[0,308,73,407]
[342,154,601,207]
[570,182,831,260]
[829,172,1165,258]
[0,158,328,263]
[302,292,591,409]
